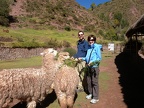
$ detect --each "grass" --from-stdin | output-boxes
[1,27,78,47]
[99,72,110,92]
[0,26,109,47]
[0,56,42,70]
[99,51,115,92]
[1,28,86,47]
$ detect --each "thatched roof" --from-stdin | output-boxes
[126,14,144,38]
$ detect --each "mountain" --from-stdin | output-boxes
[9,0,99,31]
[9,0,144,35]
[93,0,144,26]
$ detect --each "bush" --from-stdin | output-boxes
[65,26,71,31]
[84,24,95,32]
[12,41,41,48]
[62,40,71,47]
[63,47,76,57]
[0,0,10,26]
[0,16,9,26]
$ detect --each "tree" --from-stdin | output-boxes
[0,0,10,26]
[114,12,122,23]
[121,19,129,29]
[90,3,96,11]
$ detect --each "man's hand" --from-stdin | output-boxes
[71,56,74,59]
[78,58,82,60]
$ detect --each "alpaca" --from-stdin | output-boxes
[41,50,79,108]
[54,55,80,108]
[0,48,64,108]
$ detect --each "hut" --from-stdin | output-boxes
[126,14,144,38]
[125,14,144,56]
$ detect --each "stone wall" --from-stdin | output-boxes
[0,45,122,61]
[0,48,45,60]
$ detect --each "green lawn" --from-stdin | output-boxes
[0,27,96,47]
[0,56,42,70]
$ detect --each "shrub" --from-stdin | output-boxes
[0,0,10,26]
[65,26,71,31]
[62,40,71,48]
[12,41,41,48]
[63,47,76,57]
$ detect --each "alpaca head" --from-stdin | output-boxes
[40,48,58,66]
[57,52,70,62]
[40,49,70,68]
[40,48,58,57]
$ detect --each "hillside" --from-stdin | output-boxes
[9,0,99,31]
[9,0,144,29]
[93,0,144,26]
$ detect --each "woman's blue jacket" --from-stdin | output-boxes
[82,43,102,67]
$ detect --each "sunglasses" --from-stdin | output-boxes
[88,40,94,41]
[78,34,83,36]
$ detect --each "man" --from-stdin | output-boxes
[73,31,89,91]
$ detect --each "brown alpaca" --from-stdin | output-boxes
[0,48,61,108]
[42,50,79,108]
[54,53,79,108]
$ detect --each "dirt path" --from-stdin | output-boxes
[97,55,126,108]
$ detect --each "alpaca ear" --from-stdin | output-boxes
[40,52,44,56]
[40,48,58,56]
[53,50,58,56]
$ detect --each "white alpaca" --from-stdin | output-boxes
[41,50,79,108]
[53,52,79,108]
[0,48,61,108]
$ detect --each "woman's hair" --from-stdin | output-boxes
[87,35,96,42]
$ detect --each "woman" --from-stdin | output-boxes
[78,34,102,104]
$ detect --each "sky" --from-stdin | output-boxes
[75,0,111,9]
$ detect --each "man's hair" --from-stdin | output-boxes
[78,31,84,35]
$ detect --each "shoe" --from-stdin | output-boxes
[86,94,92,99]
[90,99,99,104]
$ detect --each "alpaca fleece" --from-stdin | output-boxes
[0,68,52,107]
[54,65,79,108]
[0,48,60,108]
[43,50,79,108]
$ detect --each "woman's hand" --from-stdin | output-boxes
[88,62,91,66]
